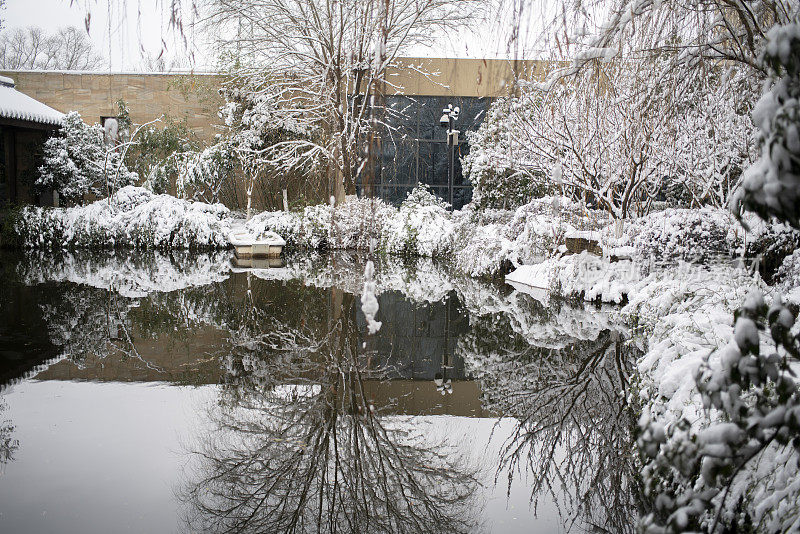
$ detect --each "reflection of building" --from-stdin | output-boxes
[0,284,61,391]
[357,290,470,381]
[0,76,64,206]
[0,270,485,416]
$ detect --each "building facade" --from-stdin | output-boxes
[2,59,546,209]
[0,76,65,206]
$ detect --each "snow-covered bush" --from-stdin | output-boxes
[37,111,138,205]
[380,184,454,257]
[736,23,800,226]
[639,292,800,533]
[244,196,393,251]
[125,111,198,195]
[632,24,800,533]
[452,195,609,278]
[14,186,233,250]
[463,97,553,209]
[251,185,452,258]
[746,220,800,282]
[628,208,744,263]
[775,249,800,304]
[173,143,237,203]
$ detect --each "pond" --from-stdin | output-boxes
[0,250,644,533]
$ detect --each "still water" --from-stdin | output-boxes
[0,250,642,533]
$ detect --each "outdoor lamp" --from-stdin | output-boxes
[439,103,461,209]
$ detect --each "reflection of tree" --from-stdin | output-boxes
[181,291,482,534]
[460,306,643,533]
[36,285,164,371]
[0,399,19,473]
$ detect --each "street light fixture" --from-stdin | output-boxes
[439,104,460,209]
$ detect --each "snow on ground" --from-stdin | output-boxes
[507,252,642,303]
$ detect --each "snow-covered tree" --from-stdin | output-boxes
[654,69,758,209]
[462,97,554,210]
[204,0,483,203]
[533,0,797,80]
[637,20,800,533]
[467,60,667,219]
[37,111,138,205]
[735,23,800,227]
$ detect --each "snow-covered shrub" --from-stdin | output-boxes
[452,195,609,278]
[736,23,800,226]
[173,143,237,203]
[126,112,198,195]
[37,111,137,205]
[463,97,553,209]
[628,208,744,263]
[639,292,800,533]
[14,186,232,250]
[776,249,800,304]
[746,219,800,282]
[380,184,454,257]
[245,197,393,251]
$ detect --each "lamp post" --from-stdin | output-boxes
[439,104,460,209]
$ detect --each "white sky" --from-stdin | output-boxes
[2,0,552,71]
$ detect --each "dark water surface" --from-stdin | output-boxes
[0,250,643,533]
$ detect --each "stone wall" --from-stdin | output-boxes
[0,71,225,142]
[2,58,547,143]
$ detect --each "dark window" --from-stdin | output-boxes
[376,95,489,209]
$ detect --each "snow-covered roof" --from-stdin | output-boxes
[0,76,64,126]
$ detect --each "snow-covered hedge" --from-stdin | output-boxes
[245,185,454,257]
[14,186,234,250]
[245,187,609,278]
[626,207,745,263]
[244,195,394,251]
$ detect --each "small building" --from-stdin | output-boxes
[0,75,64,206]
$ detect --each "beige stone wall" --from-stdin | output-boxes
[2,58,546,144]
[387,57,549,97]
[1,71,226,142]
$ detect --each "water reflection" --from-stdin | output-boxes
[461,300,642,532]
[0,399,17,472]
[0,249,644,532]
[182,290,482,534]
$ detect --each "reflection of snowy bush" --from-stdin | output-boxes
[15,186,233,250]
[19,249,232,298]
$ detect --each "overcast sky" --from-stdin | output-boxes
[2,0,549,71]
